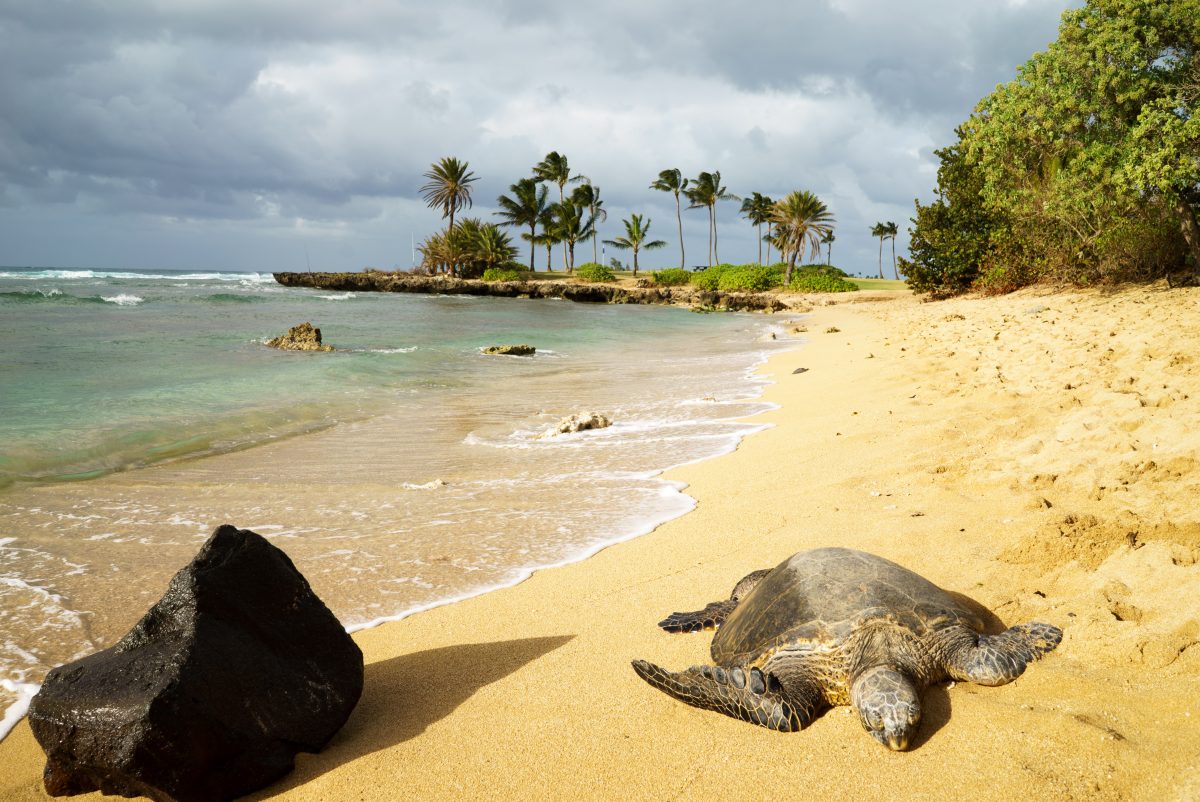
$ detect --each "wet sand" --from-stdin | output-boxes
[2,284,1199,801]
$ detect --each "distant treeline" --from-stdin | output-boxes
[902,0,1199,295]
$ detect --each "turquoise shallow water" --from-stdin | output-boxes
[0,266,797,737]
[0,268,764,486]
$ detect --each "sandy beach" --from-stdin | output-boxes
[3,284,1199,801]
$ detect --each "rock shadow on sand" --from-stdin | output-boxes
[248,635,574,798]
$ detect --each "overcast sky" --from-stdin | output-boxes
[0,0,1076,275]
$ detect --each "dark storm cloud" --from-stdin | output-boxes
[0,0,1076,271]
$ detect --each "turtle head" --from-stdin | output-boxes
[850,665,921,751]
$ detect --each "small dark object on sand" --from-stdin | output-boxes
[792,367,809,374]
[28,525,363,802]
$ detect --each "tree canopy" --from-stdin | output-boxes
[419,157,478,232]
[603,214,666,276]
[903,0,1200,294]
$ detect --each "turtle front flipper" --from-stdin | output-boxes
[631,660,811,731]
[946,621,1063,686]
[657,600,738,633]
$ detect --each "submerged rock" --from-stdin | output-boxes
[266,322,334,351]
[482,344,536,356]
[28,525,363,802]
[543,412,612,437]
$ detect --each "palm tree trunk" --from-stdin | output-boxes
[592,204,599,265]
[633,247,639,277]
[559,183,568,272]
[786,251,797,286]
[891,237,898,280]
[529,224,536,271]
[707,206,714,267]
[545,244,552,272]
[766,223,772,265]
[877,237,884,280]
[757,223,762,265]
[675,193,685,268]
[568,242,575,272]
[826,241,832,265]
[705,201,715,264]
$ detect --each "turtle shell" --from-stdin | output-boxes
[711,547,983,665]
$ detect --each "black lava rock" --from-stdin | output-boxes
[28,525,364,802]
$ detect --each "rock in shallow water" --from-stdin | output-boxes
[482,343,536,356]
[28,525,363,802]
[542,412,612,437]
[266,321,334,351]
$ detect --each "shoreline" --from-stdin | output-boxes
[3,285,1199,800]
[0,305,795,745]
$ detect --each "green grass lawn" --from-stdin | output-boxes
[849,278,909,291]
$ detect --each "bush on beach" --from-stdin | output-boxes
[690,263,785,292]
[651,268,692,286]
[574,263,616,283]
[481,267,531,282]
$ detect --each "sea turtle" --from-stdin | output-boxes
[632,547,1062,750]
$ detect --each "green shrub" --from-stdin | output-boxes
[690,263,784,292]
[481,267,530,282]
[574,262,616,283]
[689,265,725,291]
[717,266,779,292]
[651,268,692,286]
[788,272,859,293]
[794,263,849,277]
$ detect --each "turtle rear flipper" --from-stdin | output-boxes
[657,568,773,632]
[631,660,810,732]
[947,621,1063,686]
[657,600,737,633]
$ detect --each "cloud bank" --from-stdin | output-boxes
[0,0,1075,272]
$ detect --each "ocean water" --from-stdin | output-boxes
[0,267,797,738]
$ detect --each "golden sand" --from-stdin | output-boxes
[2,284,1198,801]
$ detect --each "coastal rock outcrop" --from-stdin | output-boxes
[272,272,792,312]
[266,321,334,351]
[483,344,536,356]
[27,525,364,802]
[543,412,612,437]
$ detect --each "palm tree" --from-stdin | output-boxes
[570,182,607,264]
[883,221,899,279]
[603,214,667,277]
[472,224,520,273]
[419,219,518,278]
[495,178,549,270]
[870,222,888,279]
[770,191,836,285]
[533,151,581,270]
[550,200,595,272]
[533,151,576,204]
[821,230,836,265]
[739,192,774,265]
[649,168,689,268]
[685,171,739,267]
[419,157,477,231]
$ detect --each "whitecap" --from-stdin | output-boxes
[101,294,143,306]
[317,293,355,301]
[401,479,447,490]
